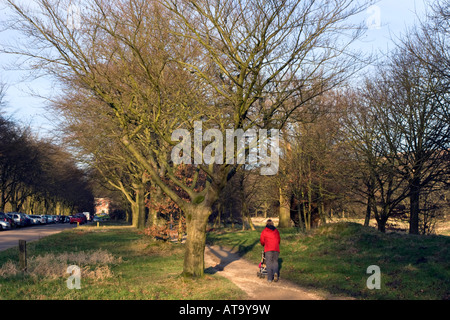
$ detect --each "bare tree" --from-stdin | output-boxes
[343,41,450,233]
[403,0,450,103]
[342,86,410,232]
[0,113,93,214]
[277,89,356,230]
[378,46,449,234]
[50,89,152,229]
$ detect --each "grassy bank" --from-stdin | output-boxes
[0,223,245,300]
[2,221,448,300]
[207,222,450,300]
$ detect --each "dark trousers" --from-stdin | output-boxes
[265,251,279,281]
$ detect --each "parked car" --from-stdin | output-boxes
[70,213,87,224]
[0,212,14,228]
[45,215,56,223]
[8,212,29,227]
[0,219,11,230]
[32,215,47,224]
[79,213,87,224]
[8,213,20,227]
[1,212,15,228]
[27,214,41,225]
[40,215,48,224]
[23,214,32,226]
[6,213,17,226]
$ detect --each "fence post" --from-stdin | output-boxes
[19,240,27,272]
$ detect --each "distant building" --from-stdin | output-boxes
[95,198,111,214]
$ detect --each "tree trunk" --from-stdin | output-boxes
[182,205,211,278]
[131,201,138,227]
[147,183,163,227]
[263,201,268,218]
[10,201,18,212]
[364,193,373,227]
[307,184,312,230]
[241,202,247,230]
[364,179,375,227]
[278,187,290,228]
[0,200,5,213]
[318,180,326,225]
[247,214,255,231]
[126,207,132,223]
[214,203,222,229]
[132,183,146,230]
[377,218,387,233]
[375,206,388,233]
[146,201,158,227]
[409,182,420,235]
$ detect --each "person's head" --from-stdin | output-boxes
[266,219,274,227]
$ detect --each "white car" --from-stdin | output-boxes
[0,220,11,230]
[27,215,41,225]
[34,215,47,224]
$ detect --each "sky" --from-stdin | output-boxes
[0,0,430,137]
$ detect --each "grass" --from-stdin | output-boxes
[0,222,245,300]
[206,222,450,300]
[2,220,448,300]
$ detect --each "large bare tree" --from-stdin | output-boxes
[377,46,450,234]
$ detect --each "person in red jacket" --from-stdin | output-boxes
[260,219,280,283]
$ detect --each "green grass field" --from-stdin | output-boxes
[0,223,244,300]
[207,222,450,300]
[1,221,448,300]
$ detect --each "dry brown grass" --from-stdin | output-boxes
[0,249,121,281]
[0,260,19,277]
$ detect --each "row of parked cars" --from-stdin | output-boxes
[0,212,90,230]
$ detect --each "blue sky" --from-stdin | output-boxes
[0,0,429,137]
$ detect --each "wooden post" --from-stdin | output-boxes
[19,240,27,272]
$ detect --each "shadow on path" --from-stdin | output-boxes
[205,239,259,274]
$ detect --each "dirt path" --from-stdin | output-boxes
[205,245,350,300]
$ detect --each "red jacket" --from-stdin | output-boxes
[260,225,280,252]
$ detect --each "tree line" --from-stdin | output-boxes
[0,84,94,215]
[1,0,449,278]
